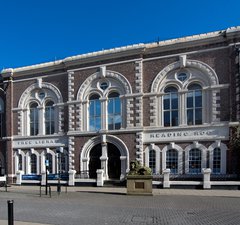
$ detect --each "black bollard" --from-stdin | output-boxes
[7,200,14,225]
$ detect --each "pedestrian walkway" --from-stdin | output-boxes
[0,220,52,225]
[4,185,240,198]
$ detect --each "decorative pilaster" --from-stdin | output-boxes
[211,90,220,123]
[150,96,157,126]
[126,98,134,128]
[58,105,64,133]
[68,136,75,170]
[136,132,143,165]
[135,60,143,127]
[68,71,75,131]
[18,110,23,135]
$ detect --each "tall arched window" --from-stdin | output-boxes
[108,92,121,130]
[187,84,202,125]
[189,148,201,174]
[30,154,37,174]
[89,94,101,131]
[149,150,156,174]
[29,102,39,136]
[166,149,178,174]
[46,153,53,174]
[18,155,23,171]
[163,86,178,127]
[45,101,55,135]
[213,148,221,174]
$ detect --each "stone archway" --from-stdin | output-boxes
[81,134,129,180]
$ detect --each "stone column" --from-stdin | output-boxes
[68,170,76,186]
[16,171,24,185]
[202,168,211,189]
[96,169,104,186]
[163,169,171,188]
[100,141,108,180]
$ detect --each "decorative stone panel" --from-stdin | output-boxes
[136,132,143,165]
[68,136,75,170]
[126,98,134,127]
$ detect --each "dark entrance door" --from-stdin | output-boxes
[89,144,101,179]
[107,143,121,179]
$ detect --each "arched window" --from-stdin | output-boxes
[45,101,55,135]
[187,84,202,125]
[18,155,23,171]
[29,102,39,136]
[0,98,4,137]
[46,153,53,174]
[163,86,178,127]
[166,149,178,174]
[108,92,121,130]
[89,94,101,131]
[189,148,201,174]
[213,148,221,174]
[30,154,37,174]
[149,150,156,174]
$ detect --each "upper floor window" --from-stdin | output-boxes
[187,84,202,125]
[89,94,101,131]
[108,92,121,130]
[45,101,55,135]
[163,86,178,127]
[30,102,39,136]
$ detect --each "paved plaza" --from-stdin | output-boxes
[0,186,240,225]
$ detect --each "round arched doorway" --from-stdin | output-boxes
[88,143,121,179]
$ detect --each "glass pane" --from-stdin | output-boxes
[195,109,202,125]
[172,110,178,126]
[164,95,170,110]
[171,93,178,109]
[195,91,202,107]
[89,101,95,115]
[115,98,121,113]
[187,109,193,125]
[164,111,170,127]
[95,100,101,116]
[95,117,101,130]
[187,93,193,108]
[108,99,114,114]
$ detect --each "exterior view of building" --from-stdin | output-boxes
[0,26,240,185]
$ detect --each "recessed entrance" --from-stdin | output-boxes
[108,143,121,179]
[88,143,121,179]
[89,144,101,178]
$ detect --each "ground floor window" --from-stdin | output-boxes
[166,149,178,174]
[189,148,201,174]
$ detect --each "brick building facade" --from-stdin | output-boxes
[0,27,240,184]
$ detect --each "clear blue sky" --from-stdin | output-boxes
[0,0,239,70]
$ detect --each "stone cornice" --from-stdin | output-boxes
[1,26,240,76]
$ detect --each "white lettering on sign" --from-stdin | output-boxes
[13,138,65,149]
[143,126,229,143]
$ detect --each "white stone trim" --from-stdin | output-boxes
[162,143,183,174]
[144,144,161,174]
[185,142,207,174]
[80,134,129,179]
[68,136,75,171]
[208,141,228,174]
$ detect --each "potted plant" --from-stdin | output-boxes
[126,160,153,195]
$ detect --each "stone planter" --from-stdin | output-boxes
[127,175,153,195]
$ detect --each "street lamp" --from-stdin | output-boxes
[56,147,64,194]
